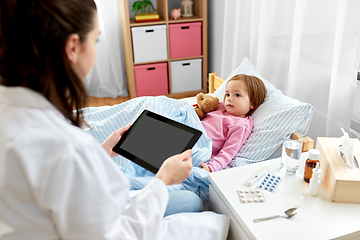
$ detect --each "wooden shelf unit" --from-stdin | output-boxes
[118,0,208,99]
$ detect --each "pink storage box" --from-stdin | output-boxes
[169,22,202,59]
[134,63,168,97]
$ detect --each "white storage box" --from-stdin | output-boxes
[131,25,167,63]
[170,59,202,93]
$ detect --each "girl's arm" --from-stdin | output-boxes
[205,121,252,172]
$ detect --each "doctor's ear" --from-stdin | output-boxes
[65,33,81,63]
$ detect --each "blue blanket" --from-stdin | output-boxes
[82,96,212,201]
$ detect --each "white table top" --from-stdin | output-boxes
[209,153,360,240]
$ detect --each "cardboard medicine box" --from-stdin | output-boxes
[316,137,360,204]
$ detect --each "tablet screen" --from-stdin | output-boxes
[112,110,202,174]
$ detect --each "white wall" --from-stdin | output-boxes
[207,0,225,75]
[353,63,360,123]
[353,81,360,122]
[350,80,360,138]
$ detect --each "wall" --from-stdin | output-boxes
[207,0,225,76]
[353,80,360,121]
[350,79,360,138]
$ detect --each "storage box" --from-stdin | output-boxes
[316,137,360,203]
[134,63,168,97]
[131,25,167,63]
[170,59,202,93]
[169,22,202,59]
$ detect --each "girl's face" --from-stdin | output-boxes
[224,80,253,118]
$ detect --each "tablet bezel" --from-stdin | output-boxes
[112,110,202,174]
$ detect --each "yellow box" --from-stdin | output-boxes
[135,12,159,20]
[316,137,360,204]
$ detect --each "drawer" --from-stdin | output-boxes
[131,25,168,63]
[169,22,202,59]
[170,59,202,93]
[134,63,168,97]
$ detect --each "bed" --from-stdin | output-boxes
[82,57,314,201]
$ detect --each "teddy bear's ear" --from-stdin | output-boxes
[196,93,205,101]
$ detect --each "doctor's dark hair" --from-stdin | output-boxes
[224,74,267,116]
[0,0,97,127]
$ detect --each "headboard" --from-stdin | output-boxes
[209,73,224,94]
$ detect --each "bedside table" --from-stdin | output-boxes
[209,153,360,240]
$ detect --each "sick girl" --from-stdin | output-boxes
[200,74,266,172]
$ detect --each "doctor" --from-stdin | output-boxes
[0,0,228,239]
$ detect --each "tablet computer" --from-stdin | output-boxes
[112,110,202,174]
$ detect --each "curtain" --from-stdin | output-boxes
[209,0,360,140]
[84,0,128,98]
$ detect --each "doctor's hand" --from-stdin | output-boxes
[101,124,131,158]
[155,149,193,185]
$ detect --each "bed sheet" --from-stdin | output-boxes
[82,96,212,201]
[179,96,196,105]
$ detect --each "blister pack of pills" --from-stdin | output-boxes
[237,188,266,203]
[258,173,282,192]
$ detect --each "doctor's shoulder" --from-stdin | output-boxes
[13,110,103,167]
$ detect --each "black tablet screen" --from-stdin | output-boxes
[112,110,202,173]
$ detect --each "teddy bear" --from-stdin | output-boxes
[193,93,219,120]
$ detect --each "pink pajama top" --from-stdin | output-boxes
[201,103,253,172]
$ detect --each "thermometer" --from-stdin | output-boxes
[245,166,269,187]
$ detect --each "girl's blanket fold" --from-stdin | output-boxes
[82,96,212,200]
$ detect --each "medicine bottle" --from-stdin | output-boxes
[303,149,320,183]
[308,162,321,197]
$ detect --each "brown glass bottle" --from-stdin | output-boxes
[304,149,321,183]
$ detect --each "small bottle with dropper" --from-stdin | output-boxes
[308,162,321,197]
[304,149,320,183]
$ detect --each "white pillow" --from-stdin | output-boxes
[213,57,313,167]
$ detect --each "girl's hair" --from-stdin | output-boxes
[0,0,97,127]
[225,74,267,116]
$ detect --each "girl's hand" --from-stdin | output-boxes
[155,149,193,185]
[101,124,131,158]
[200,162,211,172]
